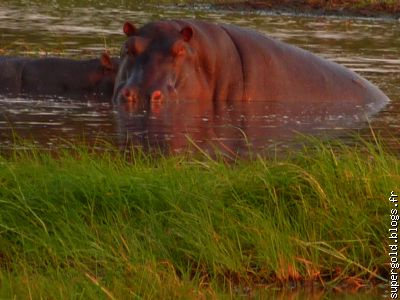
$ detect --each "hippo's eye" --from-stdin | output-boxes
[126,36,149,57]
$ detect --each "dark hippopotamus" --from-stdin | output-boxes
[112,20,388,117]
[0,56,29,94]
[0,53,119,98]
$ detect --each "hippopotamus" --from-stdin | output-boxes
[0,56,29,94]
[0,53,119,98]
[112,20,389,117]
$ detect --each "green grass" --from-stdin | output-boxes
[0,137,397,299]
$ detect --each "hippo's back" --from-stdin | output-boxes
[219,23,389,115]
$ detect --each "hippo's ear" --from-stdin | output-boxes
[180,26,193,42]
[100,52,114,70]
[123,22,136,37]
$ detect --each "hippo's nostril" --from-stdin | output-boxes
[151,90,163,102]
[122,87,137,102]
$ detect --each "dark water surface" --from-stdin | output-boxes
[0,1,399,156]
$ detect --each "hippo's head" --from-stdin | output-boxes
[89,52,119,95]
[112,21,205,109]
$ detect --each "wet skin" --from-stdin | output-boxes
[0,53,119,98]
[113,20,389,116]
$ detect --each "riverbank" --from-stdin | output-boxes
[213,0,400,19]
[0,137,396,298]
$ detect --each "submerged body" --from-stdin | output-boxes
[0,54,118,98]
[113,20,388,116]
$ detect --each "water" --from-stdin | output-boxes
[0,1,399,155]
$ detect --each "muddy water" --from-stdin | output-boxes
[0,1,399,155]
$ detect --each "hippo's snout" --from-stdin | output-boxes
[118,85,166,105]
